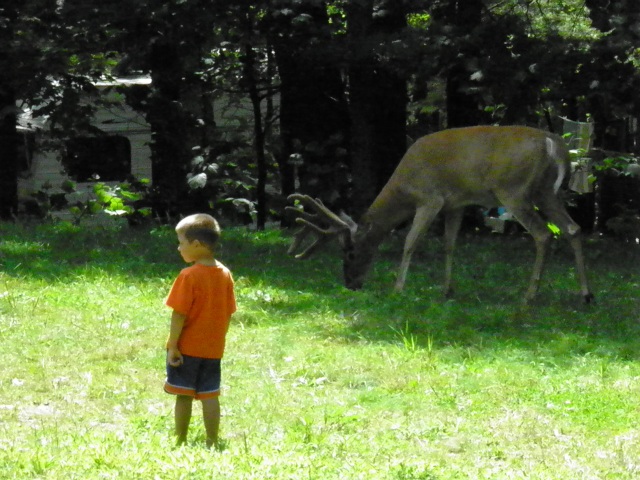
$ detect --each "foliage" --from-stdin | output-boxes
[593,154,640,240]
[5,0,640,223]
[407,11,431,30]
[0,0,119,218]
[186,142,260,224]
[3,0,119,132]
[489,0,599,41]
[0,223,640,478]
[26,178,152,226]
[605,206,640,241]
[594,154,639,176]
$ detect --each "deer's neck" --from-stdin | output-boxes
[359,196,414,245]
[360,187,415,239]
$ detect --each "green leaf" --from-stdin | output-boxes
[547,222,561,237]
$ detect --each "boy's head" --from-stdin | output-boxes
[175,214,221,253]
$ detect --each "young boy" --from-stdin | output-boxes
[164,213,236,448]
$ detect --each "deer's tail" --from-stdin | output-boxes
[546,135,570,194]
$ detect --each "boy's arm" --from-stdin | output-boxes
[167,310,187,366]
[226,313,233,334]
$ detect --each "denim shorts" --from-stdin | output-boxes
[164,354,221,400]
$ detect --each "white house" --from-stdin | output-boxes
[17,76,153,204]
[17,75,260,206]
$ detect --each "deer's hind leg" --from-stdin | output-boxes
[532,192,593,303]
[498,198,553,303]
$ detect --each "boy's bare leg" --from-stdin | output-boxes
[201,397,221,449]
[174,395,193,445]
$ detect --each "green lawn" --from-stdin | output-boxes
[1,220,639,479]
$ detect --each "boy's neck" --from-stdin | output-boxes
[193,257,216,266]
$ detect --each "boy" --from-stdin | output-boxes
[164,213,236,448]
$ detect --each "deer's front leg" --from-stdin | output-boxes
[395,201,443,291]
[443,209,464,297]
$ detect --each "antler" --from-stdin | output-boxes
[285,194,352,259]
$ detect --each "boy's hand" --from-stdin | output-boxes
[167,347,184,367]
[167,311,186,367]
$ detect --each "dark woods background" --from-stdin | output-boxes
[1,0,639,238]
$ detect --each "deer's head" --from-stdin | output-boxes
[341,223,379,290]
[286,194,377,290]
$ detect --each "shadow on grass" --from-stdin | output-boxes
[0,221,181,281]
[2,221,639,360]
[229,228,640,362]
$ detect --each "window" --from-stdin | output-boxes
[63,135,131,182]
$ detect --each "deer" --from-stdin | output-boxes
[285,125,593,304]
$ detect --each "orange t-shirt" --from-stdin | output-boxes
[165,261,236,359]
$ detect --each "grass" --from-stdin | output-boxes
[0,219,639,479]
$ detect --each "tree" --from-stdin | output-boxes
[114,1,281,224]
[427,0,567,128]
[265,1,350,211]
[0,0,112,219]
[105,0,222,217]
[0,2,19,218]
[6,0,638,227]
[1,0,135,220]
[584,0,640,150]
[236,2,273,229]
[432,0,486,127]
[346,0,409,213]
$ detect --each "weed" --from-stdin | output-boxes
[392,321,419,353]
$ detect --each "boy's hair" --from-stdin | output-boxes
[175,214,221,251]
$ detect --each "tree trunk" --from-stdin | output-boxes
[241,42,268,230]
[346,0,407,214]
[584,0,640,151]
[0,87,18,219]
[270,3,349,212]
[147,40,191,217]
[584,0,610,31]
[348,60,377,214]
[371,2,408,194]
[0,3,18,219]
[438,0,485,128]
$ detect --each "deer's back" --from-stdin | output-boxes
[389,126,566,201]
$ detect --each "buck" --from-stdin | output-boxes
[286,125,593,303]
